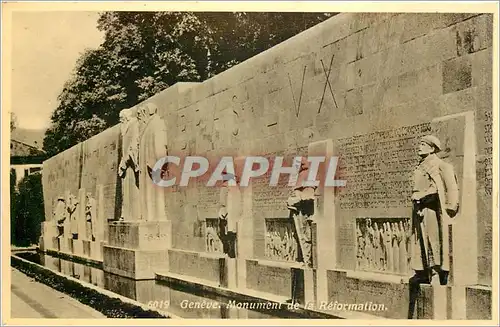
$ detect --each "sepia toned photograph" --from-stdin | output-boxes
[2,1,498,324]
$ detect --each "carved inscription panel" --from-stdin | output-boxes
[253,148,308,213]
[197,181,220,212]
[484,109,493,196]
[336,123,432,210]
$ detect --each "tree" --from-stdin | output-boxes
[10,112,18,132]
[12,173,44,247]
[43,12,335,157]
[10,169,18,245]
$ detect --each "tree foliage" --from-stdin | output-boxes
[10,169,18,244]
[11,112,18,132]
[11,173,44,247]
[43,12,335,157]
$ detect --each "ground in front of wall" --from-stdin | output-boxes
[10,268,106,319]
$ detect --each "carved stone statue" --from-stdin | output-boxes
[392,222,400,274]
[356,223,364,269]
[265,231,272,257]
[137,103,168,221]
[399,221,408,273]
[85,193,96,241]
[384,222,393,272]
[404,220,412,274]
[118,108,140,221]
[365,219,374,269]
[286,158,316,268]
[373,223,381,270]
[206,225,222,253]
[67,193,79,239]
[54,196,67,237]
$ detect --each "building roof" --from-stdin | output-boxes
[11,139,45,157]
[10,139,47,165]
[11,128,45,150]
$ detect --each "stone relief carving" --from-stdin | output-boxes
[137,103,168,221]
[355,218,411,274]
[286,158,316,267]
[85,192,97,241]
[205,218,224,253]
[205,177,238,257]
[66,193,79,239]
[54,195,67,237]
[118,108,140,221]
[265,219,299,262]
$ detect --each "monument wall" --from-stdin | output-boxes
[42,11,493,316]
[42,126,121,222]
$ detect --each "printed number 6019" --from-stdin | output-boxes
[147,300,170,309]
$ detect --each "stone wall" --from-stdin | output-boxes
[42,11,493,293]
[42,126,120,222]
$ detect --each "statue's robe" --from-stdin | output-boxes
[138,113,168,221]
[120,117,140,221]
[409,154,459,272]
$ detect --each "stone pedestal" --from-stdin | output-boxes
[103,220,171,280]
[77,189,87,239]
[290,267,315,304]
[304,268,315,304]
[82,240,91,257]
[433,285,449,319]
[432,111,478,319]
[72,239,84,256]
[51,237,59,251]
[308,139,336,305]
[40,221,58,251]
[63,218,72,239]
[91,241,104,261]
[59,237,73,253]
[236,179,253,290]
[90,267,105,287]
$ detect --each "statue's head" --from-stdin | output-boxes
[144,103,159,116]
[418,134,441,157]
[136,103,158,121]
[119,109,130,124]
[136,106,146,122]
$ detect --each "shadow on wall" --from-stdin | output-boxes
[114,132,123,221]
[11,172,45,247]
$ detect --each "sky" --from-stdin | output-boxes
[11,11,105,130]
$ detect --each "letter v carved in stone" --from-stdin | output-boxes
[287,65,307,118]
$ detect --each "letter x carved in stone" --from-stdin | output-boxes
[318,53,339,114]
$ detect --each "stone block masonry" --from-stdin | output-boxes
[41,12,493,320]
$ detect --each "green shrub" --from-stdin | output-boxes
[12,173,44,247]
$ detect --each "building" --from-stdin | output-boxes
[10,138,46,186]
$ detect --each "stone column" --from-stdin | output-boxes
[308,139,336,305]
[96,184,106,241]
[431,111,478,319]
[40,220,58,251]
[60,190,72,252]
[225,185,240,289]
[236,183,253,290]
[73,188,86,256]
